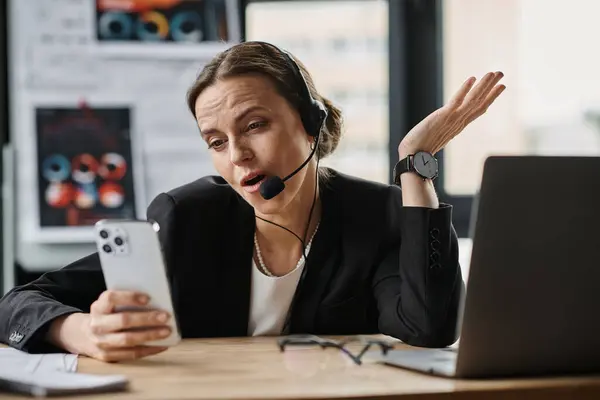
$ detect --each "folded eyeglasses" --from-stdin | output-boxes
[277,334,395,365]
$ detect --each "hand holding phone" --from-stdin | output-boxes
[89,290,174,362]
[94,220,181,349]
[46,290,172,363]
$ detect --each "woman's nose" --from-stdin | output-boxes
[229,139,253,165]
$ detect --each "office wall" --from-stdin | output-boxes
[6,0,241,272]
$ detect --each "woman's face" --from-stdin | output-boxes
[194,74,315,215]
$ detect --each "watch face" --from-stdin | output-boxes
[413,151,438,179]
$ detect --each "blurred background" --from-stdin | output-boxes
[2,0,600,292]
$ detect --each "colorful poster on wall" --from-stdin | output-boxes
[35,105,137,228]
[93,0,239,58]
[9,0,239,254]
[96,0,229,43]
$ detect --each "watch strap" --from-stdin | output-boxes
[393,155,413,186]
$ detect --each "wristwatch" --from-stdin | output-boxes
[393,151,439,186]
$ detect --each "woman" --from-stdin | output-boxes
[0,41,505,362]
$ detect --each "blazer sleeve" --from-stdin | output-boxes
[372,185,465,348]
[0,193,177,353]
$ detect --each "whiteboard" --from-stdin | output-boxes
[8,0,241,250]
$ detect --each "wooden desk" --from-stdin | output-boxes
[3,337,600,399]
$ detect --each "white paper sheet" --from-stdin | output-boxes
[0,348,78,373]
[0,348,127,397]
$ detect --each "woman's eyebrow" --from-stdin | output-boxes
[199,127,217,138]
[234,105,269,124]
[199,105,269,137]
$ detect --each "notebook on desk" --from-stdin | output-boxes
[0,348,128,397]
[0,368,128,397]
[370,156,600,379]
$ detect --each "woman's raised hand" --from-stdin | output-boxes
[398,72,506,158]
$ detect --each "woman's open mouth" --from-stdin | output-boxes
[241,173,267,194]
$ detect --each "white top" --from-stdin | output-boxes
[247,227,318,336]
[247,258,306,336]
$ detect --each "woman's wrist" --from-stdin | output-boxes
[396,147,440,208]
[46,312,90,355]
[399,173,439,208]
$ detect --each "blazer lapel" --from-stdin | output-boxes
[289,176,343,333]
[216,194,255,337]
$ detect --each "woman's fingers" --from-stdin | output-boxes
[483,83,507,109]
[466,84,507,124]
[82,290,175,364]
[91,290,149,315]
[455,71,504,111]
[474,71,504,102]
[460,72,496,108]
[90,311,170,334]
[448,76,476,109]
[448,71,505,127]
[93,346,169,363]
[94,327,172,350]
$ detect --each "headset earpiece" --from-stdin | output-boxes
[302,101,327,139]
[273,45,328,139]
[243,41,328,139]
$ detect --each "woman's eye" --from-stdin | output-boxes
[247,121,266,131]
[208,139,226,150]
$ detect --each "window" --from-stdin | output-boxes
[442,0,600,196]
[245,0,390,184]
[365,36,381,52]
[331,89,349,104]
[331,37,348,52]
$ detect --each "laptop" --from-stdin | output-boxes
[371,155,600,379]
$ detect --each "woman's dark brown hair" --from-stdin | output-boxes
[186,41,343,160]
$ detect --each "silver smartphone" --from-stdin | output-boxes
[94,219,181,347]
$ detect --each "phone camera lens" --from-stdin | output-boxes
[99,230,109,239]
[102,244,112,253]
[114,237,124,246]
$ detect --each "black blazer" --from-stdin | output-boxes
[0,169,464,353]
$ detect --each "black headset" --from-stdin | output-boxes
[256,41,328,138]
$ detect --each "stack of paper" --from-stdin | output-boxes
[0,348,128,397]
[0,348,78,373]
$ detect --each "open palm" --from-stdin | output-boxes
[398,72,506,157]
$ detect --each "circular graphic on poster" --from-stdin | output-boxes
[74,183,98,209]
[171,11,204,42]
[98,152,127,180]
[72,153,99,184]
[42,154,70,182]
[99,182,125,208]
[137,11,169,41]
[98,12,133,40]
[45,182,74,208]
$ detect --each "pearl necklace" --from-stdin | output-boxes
[254,222,320,277]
